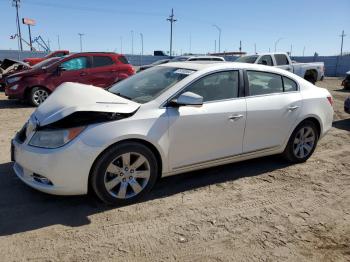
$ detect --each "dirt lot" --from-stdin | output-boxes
[0,78,349,261]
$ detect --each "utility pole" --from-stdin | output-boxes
[78,33,84,52]
[213,24,221,53]
[167,8,177,57]
[131,30,134,55]
[12,0,23,51]
[57,35,61,49]
[254,43,257,54]
[239,40,242,53]
[140,33,143,66]
[340,30,346,56]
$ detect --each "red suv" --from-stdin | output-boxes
[5,52,135,106]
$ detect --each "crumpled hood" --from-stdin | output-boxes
[33,82,140,126]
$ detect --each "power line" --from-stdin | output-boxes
[167,8,177,57]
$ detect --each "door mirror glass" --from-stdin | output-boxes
[171,91,203,107]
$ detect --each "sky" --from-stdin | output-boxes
[0,0,349,56]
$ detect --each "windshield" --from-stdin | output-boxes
[32,57,62,69]
[235,55,258,63]
[109,66,195,104]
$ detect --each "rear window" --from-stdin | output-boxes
[118,56,129,64]
[274,54,289,65]
[92,56,114,67]
[235,55,258,63]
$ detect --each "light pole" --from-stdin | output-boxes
[274,37,283,52]
[130,30,134,55]
[303,46,306,56]
[120,36,123,54]
[140,33,143,66]
[78,33,84,52]
[167,8,177,57]
[57,35,61,49]
[212,24,221,53]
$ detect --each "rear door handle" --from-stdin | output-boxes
[288,106,299,111]
[228,114,244,121]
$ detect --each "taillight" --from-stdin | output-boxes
[327,96,334,106]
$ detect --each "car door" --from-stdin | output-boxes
[243,70,302,153]
[50,56,90,88]
[87,55,118,88]
[274,54,293,72]
[167,70,246,170]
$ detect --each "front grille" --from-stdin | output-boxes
[16,123,27,143]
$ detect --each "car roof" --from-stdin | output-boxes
[160,61,301,79]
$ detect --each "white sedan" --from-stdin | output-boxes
[11,62,334,204]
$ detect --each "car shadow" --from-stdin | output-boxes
[333,118,350,132]
[0,99,32,109]
[0,156,291,236]
[334,88,350,93]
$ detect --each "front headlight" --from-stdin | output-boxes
[7,76,22,84]
[29,126,85,149]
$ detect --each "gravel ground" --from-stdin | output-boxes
[0,78,349,261]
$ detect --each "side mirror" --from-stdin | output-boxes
[57,65,66,74]
[169,91,203,107]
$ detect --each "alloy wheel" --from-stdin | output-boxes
[293,127,316,158]
[104,152,151,199]
[33,89,49,105]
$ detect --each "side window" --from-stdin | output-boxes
[258,55,273,66]
[283,76,298,92]
[247,71,283,95]
[60,57,88,71]
[92,56,114,67]
[183,71,239,102]
[274,54,289,65]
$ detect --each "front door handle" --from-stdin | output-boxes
[80,72,87,76]
[288,106,299,111]
[228,114,244,121]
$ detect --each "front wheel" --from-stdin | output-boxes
[90,142,158,205]
[283,121,319,163]
[29,87,50,106]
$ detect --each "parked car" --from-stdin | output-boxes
[23,50,69,66]
[138,59,171,72]
[235,53,325,84]
[341,71,350,90]
[138,56,225,72]
[11,62,333,205]
[0,59,31,89]
[5,52,134,106]
[345,97,350,114]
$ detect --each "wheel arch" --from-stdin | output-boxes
[304,69,318,82]
[88,138,164,194]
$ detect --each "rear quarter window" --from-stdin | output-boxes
[118,56,129,64]
[283,76,298,92]
[92,56,114,67]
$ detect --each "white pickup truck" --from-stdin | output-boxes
[235,52,325,84]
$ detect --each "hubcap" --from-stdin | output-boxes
[33,89,49,105]
[104,152,150,199]
[293,127,315,158]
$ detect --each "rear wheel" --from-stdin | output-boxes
[90,142,158,205]
[283,121,319,163]
[29,87,49,106]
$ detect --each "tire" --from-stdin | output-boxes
[283,120,319,163]
[29,86,50,106]
[90,142,158,205]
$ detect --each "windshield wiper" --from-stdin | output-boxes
[114,92,132,100]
